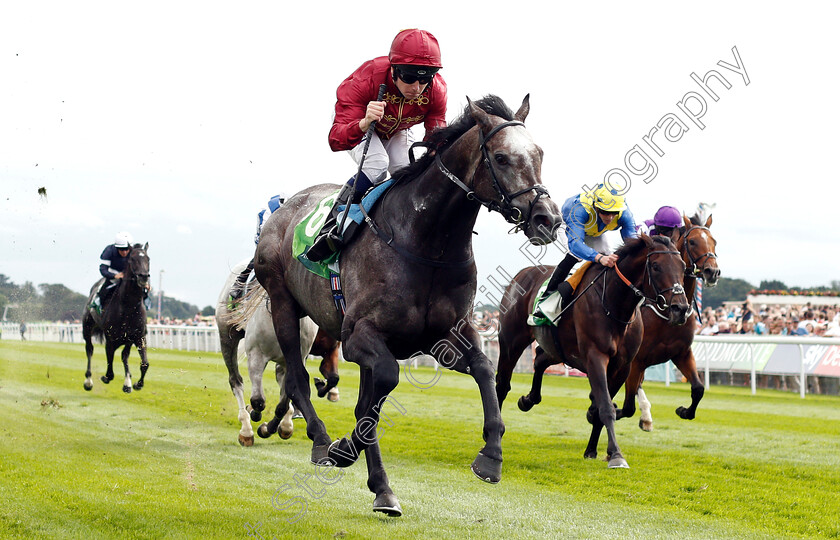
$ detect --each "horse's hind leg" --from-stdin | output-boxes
[673,348,704,420]
[616,359,648,428]
[101,341,117,384]
[269,306,331,464]
[258,361,294,440]
[120,344,133,393]
[248,348,270,424]
[219,326,252,445]
[133,340,149,391]
[518,349,557,412]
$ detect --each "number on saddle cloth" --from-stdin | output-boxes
[293,179,396,277]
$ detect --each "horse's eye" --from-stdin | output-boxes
[651,262,661,272]
[688,239,696,246]
[494,153,508,166]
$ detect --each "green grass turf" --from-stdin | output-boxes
[0,341,838,539]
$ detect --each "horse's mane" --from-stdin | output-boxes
[392,94,515,183]
[614,235,672,261]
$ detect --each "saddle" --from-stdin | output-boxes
[528,261,593,327]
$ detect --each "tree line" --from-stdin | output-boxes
[0,274,207,323]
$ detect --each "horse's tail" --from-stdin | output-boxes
[222,282,268,332]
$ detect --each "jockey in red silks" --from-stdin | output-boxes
[307,28,448,262]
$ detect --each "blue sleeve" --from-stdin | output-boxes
[618,209,638,241]
[562,200,599,262]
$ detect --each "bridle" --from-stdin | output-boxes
[680,225,718,281]
[603,247,686,325]
[435,120,549,232]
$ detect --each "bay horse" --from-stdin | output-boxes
[252,95,560,515]
[216,260,341,447]
[495,235,689,468]
[618,212,719,430]
[83,243,151,393]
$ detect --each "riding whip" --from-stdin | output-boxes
[337,83,388,236]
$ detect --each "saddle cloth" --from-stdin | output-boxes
[292,179,395,279]
[528,261,593,326]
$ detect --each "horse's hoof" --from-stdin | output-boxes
[517,395,534,412]
[278,427,293,440]
[132,381,144,391]
[101,376,112,384]
[471,452,502,484]
[238,434,254,447]
[313,377,326,398]
[249,408,262,422]
[83,380,93,391]
[639,419,653,432]
[327,438,359,468]
[257,423,273,439]
[122,385,132,394]
[311,443,332,466]
[327,389,339,403]
[373,493,402,517]
[675,406,695,420]
[584,451,597,460]
[608,455,629,469]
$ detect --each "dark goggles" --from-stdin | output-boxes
[395,66,435,85]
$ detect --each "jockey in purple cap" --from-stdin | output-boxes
[636,205,682,242]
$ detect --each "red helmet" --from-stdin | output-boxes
[389,29,442,68]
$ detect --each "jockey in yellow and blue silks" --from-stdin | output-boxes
[540,184,638,301]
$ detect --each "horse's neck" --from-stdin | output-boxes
[389,138,483,255]
[608,256,646,317]
[116,276,143,305]
[676,237,698,299]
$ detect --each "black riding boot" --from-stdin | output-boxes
[540,253,578,302]
[229,259,255,301]
[307,176,368,262]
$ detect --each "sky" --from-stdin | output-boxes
[2,1,839,311]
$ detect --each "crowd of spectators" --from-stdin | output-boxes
[697,300,840,337]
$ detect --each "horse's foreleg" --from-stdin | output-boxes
[584,402,604,460]
[465,352,505,484]
[83,325,94,391]
[133,340,148,391]
[101,342,116,384]
[673,349,704,420]
[120,344,133,393]
[518,349,556,412]
[258,361,294,440]
[328,321,401,515]
[588,356,628,469]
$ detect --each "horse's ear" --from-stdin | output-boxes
[705,214,713,228]
[144,242,149,251]
[683,214,692,228]
[467,96,494,133]
[514,94,530,122]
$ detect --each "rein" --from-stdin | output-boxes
[359,119,547,269]
[436,120,549,231]
[602,248,685,325]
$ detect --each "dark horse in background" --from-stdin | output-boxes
[251,95,561,515]
[495,235,689,468]
[618,212,719,430]
[216,258,342,447]
[83,243,151,393]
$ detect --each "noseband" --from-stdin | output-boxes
[436,120,549,231]
[680,226,718,280]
